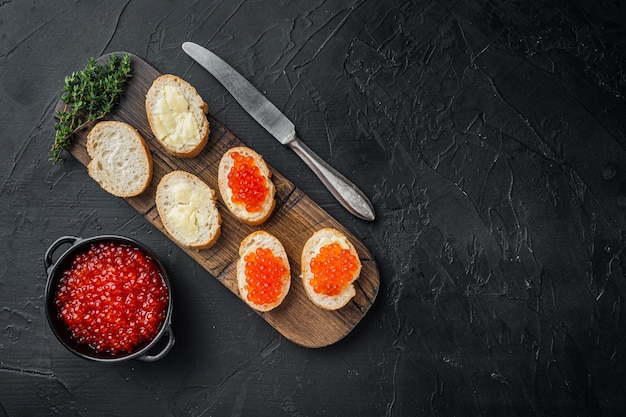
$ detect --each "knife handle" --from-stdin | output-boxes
[287,138,375,221]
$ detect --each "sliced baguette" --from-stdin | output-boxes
[301,228,362,310]
[237,231,291,312]
[156,171,221,249]
[218,147,276,226]
[145,74,210,158]
[86,121,153,198]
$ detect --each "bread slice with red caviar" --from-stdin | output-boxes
[218,146,276,226]
[145,74,210,158]
[86,121,153,198]
[156,170,221,249]
[301,228,362,310]
[237,231,291,312]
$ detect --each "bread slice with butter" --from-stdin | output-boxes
[217,147,276,226]
[145,74,210,158]
[86,121,153,198]
[301,228,362,310]
[156,170,221,249]
[237,231,291,312]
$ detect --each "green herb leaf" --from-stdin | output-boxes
[50,54,133,163]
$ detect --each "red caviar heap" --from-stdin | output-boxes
[54,242,168,354]
[244,247,287,305]
[309,243,359,296]
[227,151,268,213]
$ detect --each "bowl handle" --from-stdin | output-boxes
[137,326,175,362]
[44,236,80,272]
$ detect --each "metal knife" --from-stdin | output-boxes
[182,41,375,221]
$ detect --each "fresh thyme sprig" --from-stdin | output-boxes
[50,54,132,162]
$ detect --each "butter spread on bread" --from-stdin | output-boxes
[166,180,204,236]
[156,171,221,249]
[146,74,209,158]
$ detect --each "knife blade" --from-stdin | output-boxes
[182,41,375,221]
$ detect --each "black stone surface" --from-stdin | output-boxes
[2,0,626,416]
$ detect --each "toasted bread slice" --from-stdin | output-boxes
[301,228,362,310]
[145,74,209,158]
[86,121,153,197]
[218,147,276,226]
[156,171,221,249]
[237,231,291,312]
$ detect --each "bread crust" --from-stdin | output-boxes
[156,170,221,250]
[218,146,276,226]
[237,231,291,312]
[86,120,153,198]
[145,74,210,158]
[300,228,361,310]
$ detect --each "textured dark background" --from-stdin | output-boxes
[3,0,626,416]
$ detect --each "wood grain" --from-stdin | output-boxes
[56,53,379,348]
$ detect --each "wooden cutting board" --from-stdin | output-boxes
[55,52,379,348]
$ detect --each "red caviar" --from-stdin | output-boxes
[54,242,169,354]
[227,151,268,213]
[244,247,287,305]
[309,243,359,296]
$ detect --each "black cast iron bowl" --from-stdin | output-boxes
[44,235,175,362]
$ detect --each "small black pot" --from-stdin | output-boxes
[44,235,175,362]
